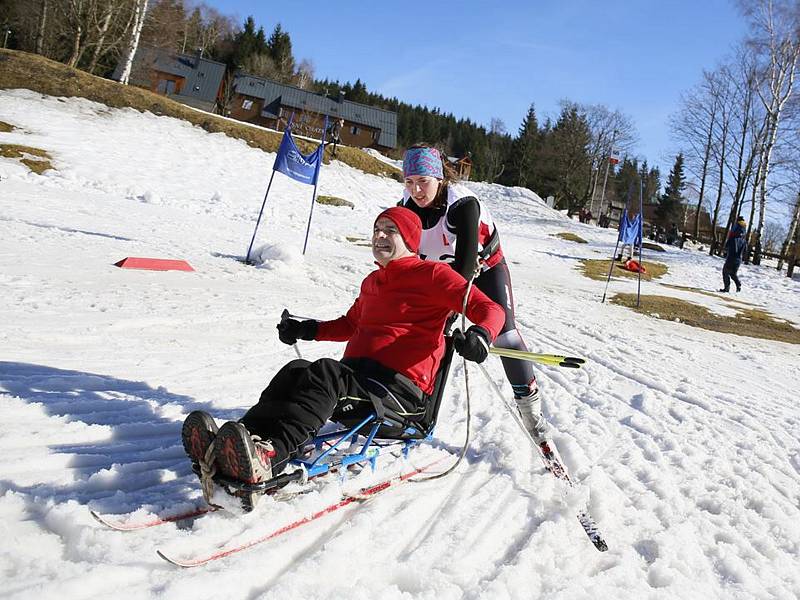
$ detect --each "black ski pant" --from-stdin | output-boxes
[240,357,424,475]
[722,261,741,291]
[474,258,536,398]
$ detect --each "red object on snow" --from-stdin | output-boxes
[622,259,646,273]
[114,257,194,272]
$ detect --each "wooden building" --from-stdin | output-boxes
[115,46,226,112]
[447,155,472,180]
[229,74,398,151]
[119,48,398,152]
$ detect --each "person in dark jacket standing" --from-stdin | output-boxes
[181,207,504,505]
[398,143,552,447]
[720,216,747,292]
[328,118,344,157]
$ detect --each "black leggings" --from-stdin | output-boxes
[474,259,537,397]
[240,358,422,474]
[722,262,741,291]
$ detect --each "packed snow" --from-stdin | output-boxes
[1,89,799,599]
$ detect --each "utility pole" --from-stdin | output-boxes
[597,130,618,219]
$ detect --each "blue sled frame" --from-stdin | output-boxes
[210,406,432,497]
[212,336,456,498]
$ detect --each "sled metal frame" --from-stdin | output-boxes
[213,335,455,496]
[293,414,429,478]
[212,414,430,495]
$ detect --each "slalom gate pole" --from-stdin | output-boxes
[636,180,644,307]
[603,185,633,304]
[301,116,329,256]
[245,170,277,265]
[601,237,621,304]
[245,114,297,265]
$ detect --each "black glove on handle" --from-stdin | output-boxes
[452,325,490,363]
[277,318,319,345]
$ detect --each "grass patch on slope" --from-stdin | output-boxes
[0,120,15,132]
[317,195,354,209]
[0,144,55,174]
[612,294,800,344]
[553,232,588,243]
[0,49,401,180]
[579,258,668,282]
[662,283,757,306]
[642,242,666,252]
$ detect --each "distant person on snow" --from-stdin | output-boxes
[397,143,553,447]
[719,216,747,293]
[181,207,504,506]
[328,118,344,158]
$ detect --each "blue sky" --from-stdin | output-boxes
[205,1,748,176]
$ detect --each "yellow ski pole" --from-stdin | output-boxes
[488,347,586,368]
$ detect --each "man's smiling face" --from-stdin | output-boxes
[372,217,413,266]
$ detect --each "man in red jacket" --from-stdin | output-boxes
[182,207,504,500]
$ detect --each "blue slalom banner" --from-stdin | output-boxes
[273,128,323,186]
[245,117,328,263]
[618,209,642,246]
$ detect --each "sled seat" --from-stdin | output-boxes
[290,336,457,478]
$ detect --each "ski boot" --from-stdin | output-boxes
[213,421,276,512]
[514,388,551,445]
[181,411,219,503]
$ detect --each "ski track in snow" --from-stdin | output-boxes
[1,90,799,599]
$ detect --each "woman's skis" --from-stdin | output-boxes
[476,362,609,552]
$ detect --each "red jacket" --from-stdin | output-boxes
[316,256,504,394]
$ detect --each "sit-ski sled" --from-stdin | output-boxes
[201,336,458,512]
[92,331,609,564]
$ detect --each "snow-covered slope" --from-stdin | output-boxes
[1,90,798,599]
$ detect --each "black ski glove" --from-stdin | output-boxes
[277,318,318,345]
[453,325,490,363]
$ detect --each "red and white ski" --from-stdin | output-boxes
[90,505,219,531]
[156,456,448,567]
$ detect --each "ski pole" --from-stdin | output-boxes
[488,347,586,368]
[283,309,319,322]
[283,310,585,368]
[280,309,303,359]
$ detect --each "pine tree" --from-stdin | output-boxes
[614,157,640,209]
[643,165,661,204]
[230,16,261,68]
[544,106,592,213]
[504,104,540,189]
[349,79,367,103]
[657,153,686,227]
[267,23,294,81]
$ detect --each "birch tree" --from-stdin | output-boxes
[115,0,147,84]
[564,102,637,216]
[35,0,48,54]
[776,194,799,271]
[741,0,800,264]
[671,73,719,240]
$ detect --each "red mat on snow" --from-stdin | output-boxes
[115,257,194,272]
[620,259,646,273]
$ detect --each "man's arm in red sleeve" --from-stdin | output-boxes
[431,265,504,341]
[463,285,504,341]
[314,296,361,342]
